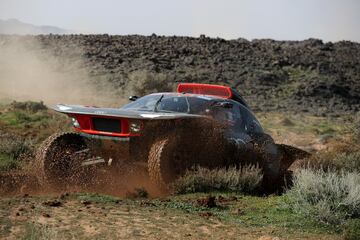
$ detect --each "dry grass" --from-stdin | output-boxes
[172,165,263,194]
[300,120,360,172]
[22,223,60,240]
[286,169,360,225]
[302,151,360,173]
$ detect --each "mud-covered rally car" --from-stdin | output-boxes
[36,83,308,191]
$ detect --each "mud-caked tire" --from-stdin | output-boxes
[148,138,186,189]
[36,132,94,190]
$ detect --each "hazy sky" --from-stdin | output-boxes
[1,0,359,42]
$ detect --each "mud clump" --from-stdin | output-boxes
[80,200,92,206]
[197,195,217,208]
[126,187,149,199]
[198,212,214,218]
[42,199,63,207]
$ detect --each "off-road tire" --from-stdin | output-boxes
[36,132,92,190]
[148,138,181,189]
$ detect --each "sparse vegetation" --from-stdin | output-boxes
[172,165,263,194]
[22,223,59,240]
[286,169,360,225]
[77,193,121,204]
[0,193,340,239]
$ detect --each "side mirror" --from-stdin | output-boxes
[129,96,139,101]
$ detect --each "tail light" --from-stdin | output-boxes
[129,120,143,134]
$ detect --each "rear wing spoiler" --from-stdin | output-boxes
[177,83,249,108]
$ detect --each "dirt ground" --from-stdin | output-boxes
[0,193,341,240]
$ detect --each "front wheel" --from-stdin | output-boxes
[36,132,94,190]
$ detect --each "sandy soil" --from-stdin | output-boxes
[0,194,341,240]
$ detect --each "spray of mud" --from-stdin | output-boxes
[0,129,162,198]
[0,167,164,198]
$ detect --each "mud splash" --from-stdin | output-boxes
[0,164,164,198]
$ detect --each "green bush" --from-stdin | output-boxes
[14,111,31,123]
[286,169,360,225]
[0,154,18,171]
[172,165,263,194]
[343,219,360,240]
[0,134,32,171]
[10,101,47,113]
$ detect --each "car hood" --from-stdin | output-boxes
[53,104,203,120]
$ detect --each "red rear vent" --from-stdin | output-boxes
[177,83,232,99]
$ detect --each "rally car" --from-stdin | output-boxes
[36,83,308,191]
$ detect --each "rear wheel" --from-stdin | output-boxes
[148,138,187,189]
[36,132,94,190]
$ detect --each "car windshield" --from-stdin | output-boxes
[121,94,212,114]
[122,94,263,133]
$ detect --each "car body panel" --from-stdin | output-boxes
[53,104,204,120]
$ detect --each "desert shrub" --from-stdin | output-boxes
[14,111,31,122]
[302,151,360,173]
[172,165,263,194]
[286,169,360,225]
[0,109,51,128]
[127,70,175,96]
[0,134,32,171]
[10,100,47,113]
[343,219,360,240]
[0,134,31,159]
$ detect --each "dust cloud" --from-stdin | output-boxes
[0,37,124,107]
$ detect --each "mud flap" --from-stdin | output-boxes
[276,144,311,172]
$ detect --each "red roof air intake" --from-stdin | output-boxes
[177,83,233,99]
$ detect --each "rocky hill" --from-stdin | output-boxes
[0,34,359,116]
